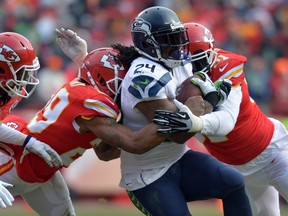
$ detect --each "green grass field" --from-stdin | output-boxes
[1,200,288,216]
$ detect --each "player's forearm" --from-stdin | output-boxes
[0,123,28,146]
[200,87,241,136]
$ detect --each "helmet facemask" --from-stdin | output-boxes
[134,27,189,69]
[190,48,217,73]
[1,57,40,98]
[105,64,124,101]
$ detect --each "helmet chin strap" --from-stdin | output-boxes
[113,65,119,101]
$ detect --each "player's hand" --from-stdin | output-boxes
[20,136,63,168]
[191,72,217,96]
[153,110,192,134]
[214,79,232,105]
[153,104,203,134]
[191,72,219,108]
[0,180,14,208]
[55,28,88,66]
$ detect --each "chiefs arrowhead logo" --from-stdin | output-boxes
[0,45,20,62]
[100,53,124,71]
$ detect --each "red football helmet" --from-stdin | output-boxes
[0,32,40,98]
[184,22,217,73]
[80,47,127,100]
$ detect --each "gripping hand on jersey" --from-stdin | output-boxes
[214,79,232,105]
[55,28,88,66]
[20,136,63,168]
[153,102,203,134]
[0,180,14,208]
[191,72,219,109]
[192,72,231,108]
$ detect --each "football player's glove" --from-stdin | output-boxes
[191,72,219,109]
[153,103,203,134]
[0,180,14,208]
[55,28,88,66]
[214,79,232,105]
[20,136,63,168]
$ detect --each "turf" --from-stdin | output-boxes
[1,200,288,216]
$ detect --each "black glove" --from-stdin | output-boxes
[153,104,203,134]
[153,110,192,134]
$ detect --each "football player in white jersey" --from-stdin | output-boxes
[114,7,252,216]
[55,7,252,215]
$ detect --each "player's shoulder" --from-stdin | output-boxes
[216,48,247,66]
[212,49,247,82]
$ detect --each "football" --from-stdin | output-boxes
[176,74,203,103]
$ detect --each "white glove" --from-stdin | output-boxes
[20,136,63,168]
[0,180,14,208]
[191,72,217,97]
[55,28,88,66]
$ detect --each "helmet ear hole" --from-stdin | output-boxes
[99,77,106,87]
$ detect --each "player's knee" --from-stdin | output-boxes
[219,166,244,189]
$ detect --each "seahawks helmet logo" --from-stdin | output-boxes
[131,18,151,36]
[0,45,20,62]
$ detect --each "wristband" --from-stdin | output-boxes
[23,135,32,147]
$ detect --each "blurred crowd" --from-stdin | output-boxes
[1,0,288,117]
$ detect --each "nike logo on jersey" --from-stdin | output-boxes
[138,80,149,85]
[219,63,229,72]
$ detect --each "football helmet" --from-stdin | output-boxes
[184,22,217,73]
[131,6,189,69]
[80,47,126,101]
[0,32,40,98]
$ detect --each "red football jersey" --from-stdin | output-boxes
[2,78,120,183]
[0,96,22,121]
[199,49,274,165]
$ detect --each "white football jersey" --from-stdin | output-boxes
[120,57,189,190]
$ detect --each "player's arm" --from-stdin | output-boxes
[55,28,88,67]
[154,85,240,136]
[0,123,62,167]
[136,98,198,143]
[93,141,120,161]
[75,116,168,154]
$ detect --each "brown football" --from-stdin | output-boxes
[176,75,203,103]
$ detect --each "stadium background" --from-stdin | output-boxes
[1,0,288,215]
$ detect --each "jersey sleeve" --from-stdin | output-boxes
[124,58,177,108]
[69,85,120,121]
[122,58,177,106]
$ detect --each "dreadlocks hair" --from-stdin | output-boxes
[111,43,140,69]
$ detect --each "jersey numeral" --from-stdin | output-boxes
[134,64,156,74]
[28,88,69,133]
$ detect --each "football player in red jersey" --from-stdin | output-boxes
[0,32,63,208]
[154,22,288,216]
[0,46,171,216]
